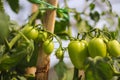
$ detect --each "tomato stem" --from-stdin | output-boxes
[9,33,21,49]
[44,30,63,48]
[8,25,30,49]
[73,67,79,80]
[102,31,113,40]
[28,10,39,25]
[18,31,30,42]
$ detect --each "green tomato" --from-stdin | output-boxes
[38,31,47,41]
[55,48,63,59]
[88,38,107,58]
[43,40,54,55]
[23,26,38,40]
[107,40,120,57]
[68,40,89,69]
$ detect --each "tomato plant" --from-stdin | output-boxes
[1,0,120,80]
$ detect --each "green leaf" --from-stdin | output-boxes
[57,8,69,21]
[54,61,68,80]
[89,3,95,11]
[85,56,117,80]
[0,38,34,71]
[54,20,69,39]
[90,11,100,22]
[17,75,27,80]
[7,0,19,13]
[102,0,105,2]
[0,50,27,71]
[0,11,9,43]
[54,21,66,33]
[118,17,120,29]
[14,39,35,72]
[77,20,92,32]
[0,45,5,56]
[28,0,41,4]
[74,13,81,22]
[55,9,70,39]
[0,0,4,12]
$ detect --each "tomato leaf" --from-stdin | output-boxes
[0,51,26,70]
[17,76,27,80]
[0,38,34,71]
[77,20,92,32]
[0,0,4,12]
[0,45,5,55]
[28,0,41,4]
[89,3,95,11]
[54,20,69,39]
[90,11,100,22]
[0,12,9,43]
[74,13,81,22]
[54,61,68,80]
[26,40,34,62]
[7,0,19,13]
[57,8,69,21]
[54,21,67,33]
[118,17,120,29]
[85,56,117,80]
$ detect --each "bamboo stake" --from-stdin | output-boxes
[35,0,58,80]
[32,4,38,13]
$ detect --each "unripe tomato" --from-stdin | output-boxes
[68,40,89,69]
[88,38,107,58]
[55,48,63,59]
[43,40,54,55]
[107,40,120,57]
[23,26,38,40]
[38,31,47,41]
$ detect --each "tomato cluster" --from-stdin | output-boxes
[68,37,120,69]
[22,25,55,55]
[22,26,120,71]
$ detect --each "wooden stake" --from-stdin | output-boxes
[32,4,38,13]
[35,0,58,80]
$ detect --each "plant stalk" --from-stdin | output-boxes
[73,67,79,80]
